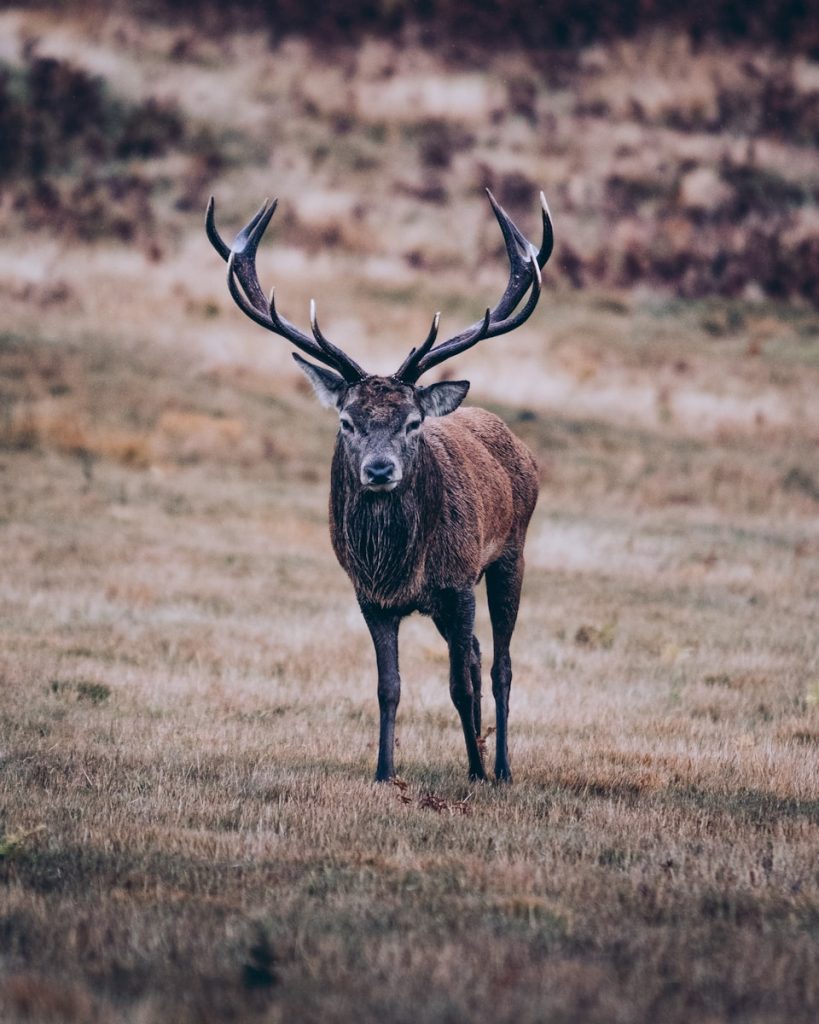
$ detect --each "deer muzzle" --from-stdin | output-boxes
[361,457,402,492]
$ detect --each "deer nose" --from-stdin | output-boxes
[363,459,396,486]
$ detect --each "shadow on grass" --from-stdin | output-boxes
[535,767,819,826]
[670,785,819,827]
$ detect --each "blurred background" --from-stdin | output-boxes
[2,0,819,449]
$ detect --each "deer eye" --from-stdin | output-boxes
[405,418,422,434]
[340,418,355,434]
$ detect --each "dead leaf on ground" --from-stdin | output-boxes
[476,726,495,756]
[574,623,616,650]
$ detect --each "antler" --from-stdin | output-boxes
[206,197,366,383]
[394,189,553,384]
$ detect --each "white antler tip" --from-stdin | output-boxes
[528,243,542,281]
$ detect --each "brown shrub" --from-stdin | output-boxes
[0,49,223,241]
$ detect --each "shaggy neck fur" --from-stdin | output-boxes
[330,435,442,607]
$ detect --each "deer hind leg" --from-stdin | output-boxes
[486,549,525,783]
[469,634,482,737]
[433,618,482,739]
[434,589,487,781]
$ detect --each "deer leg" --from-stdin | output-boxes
[486,550,525,783]
[470,634,482,737]
[361,607,401,782]
[436,590,486,781]
[433,618,482,739]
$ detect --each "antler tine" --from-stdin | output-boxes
[412,260,541,380]
[395,192,552,383]
[226,252,275,332]
[228,199,281,312]
[406,305,493,381]
[538,191,555,267]
[495,246,542,333]
[393,312,441,382]
[268,287,356,379]
[206,197,365,382]
[310,300,367,382]
[205,196,231,260]
[236,199,277,249]
[483,188,548,321]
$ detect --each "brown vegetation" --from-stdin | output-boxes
[19,0,819,54]
[3,8,819,305]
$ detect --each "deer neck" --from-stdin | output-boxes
[330,437,441,606]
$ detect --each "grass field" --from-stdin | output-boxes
[1,314,817,1023]
[1,6,819,1023]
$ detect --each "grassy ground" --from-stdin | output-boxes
[1,321,817,1023]
[1,6,819,1023]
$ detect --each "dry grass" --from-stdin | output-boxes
[1,321,817,1023]
[1,7,818,1023]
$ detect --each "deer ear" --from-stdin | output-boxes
[416,380,470,417]
[293,353,347,409]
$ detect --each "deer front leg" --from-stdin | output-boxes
[361,606,401,782]
[437,589,487,781]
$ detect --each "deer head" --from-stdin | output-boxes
[294,368,470,491]
[206,189,553,491]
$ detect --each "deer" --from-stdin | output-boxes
[206,188,553,783]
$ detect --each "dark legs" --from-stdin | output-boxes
[485,550,525,783]
[362,553,522,784]
[434,590,487,781]
[361,607,401,782]
[433,617,482,740]
[469,634,482,737]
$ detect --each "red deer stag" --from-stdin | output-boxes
[206,189,552,782]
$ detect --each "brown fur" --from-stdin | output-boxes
[324,378,539,782]
[330,407,538,610]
